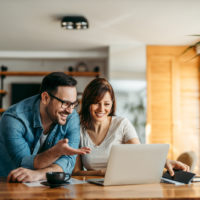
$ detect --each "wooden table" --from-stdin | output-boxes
[1,176,200,199]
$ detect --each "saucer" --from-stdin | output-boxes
[41,181,70,188]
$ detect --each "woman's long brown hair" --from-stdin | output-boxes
[79,78,116,129]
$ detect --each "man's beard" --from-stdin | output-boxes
[46,106,71,125]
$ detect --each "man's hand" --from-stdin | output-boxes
[34,139,91,170]
[56,139,91,156]
[7,167,44,183]
[165,159,190,176]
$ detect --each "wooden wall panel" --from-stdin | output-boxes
[147,46,200,172]
[174,57,200,171]
[147,56,173,157]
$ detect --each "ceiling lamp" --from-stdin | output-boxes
[61,16,89,30]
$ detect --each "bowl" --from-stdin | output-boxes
[46,172,71,184]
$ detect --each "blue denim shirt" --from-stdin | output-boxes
[0,94,80,176]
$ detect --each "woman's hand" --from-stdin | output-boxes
[165,159,190,176]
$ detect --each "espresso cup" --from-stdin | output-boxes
[46,172,71,184]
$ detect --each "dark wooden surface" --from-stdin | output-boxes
[0,71,100,77]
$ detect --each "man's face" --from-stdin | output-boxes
[45,86,77,125]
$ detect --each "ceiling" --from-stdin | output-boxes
[0,0,200,51]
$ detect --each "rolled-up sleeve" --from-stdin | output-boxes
[1,114,36,169]
[54,111,80,174]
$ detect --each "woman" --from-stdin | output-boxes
[73,78,189,176]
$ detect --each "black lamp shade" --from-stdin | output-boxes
[61,16,89,30]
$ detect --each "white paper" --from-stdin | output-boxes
[23,180,45,187]
[70,178,87,184]
[192,177,200,182]
[161,177,185,186]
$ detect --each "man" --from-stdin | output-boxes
[0,72,90,182]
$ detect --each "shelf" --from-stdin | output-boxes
[0,71,100,77]
[0,90,6,95]
[0,108,5,113]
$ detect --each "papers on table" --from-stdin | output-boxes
[161,177,185,186]
[192,176,200,182]
[23,180,44,187]
[23,178,86,187]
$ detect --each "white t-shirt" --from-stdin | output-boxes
[80,116,138,170]
[38,133,48,153]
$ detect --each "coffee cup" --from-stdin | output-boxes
[46,172,71,184]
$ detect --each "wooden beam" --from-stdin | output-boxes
[0,71,100,77]
[0,90,6,94]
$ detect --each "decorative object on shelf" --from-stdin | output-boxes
[1,65,8,81]
[75,62,88,72]
[93,66,100,72]
[68,66,74,72]
[61,16,89,30]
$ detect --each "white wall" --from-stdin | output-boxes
[108,44,146,80]
[108,44,147,143]
[0,52,107,109]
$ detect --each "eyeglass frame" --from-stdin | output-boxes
[47,92,79,109]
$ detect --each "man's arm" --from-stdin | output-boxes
[34,139,90,169]
[53,111,86,174]
[8,141,90,183]
[1,115,35,169]
[7,164,63,182]
[34,111,91,171]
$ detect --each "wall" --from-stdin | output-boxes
[0,50,108,109]
[108,44,147,142]
[147,46,200,173]
[108,44,146,80]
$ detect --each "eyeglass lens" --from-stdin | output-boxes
[61,101,78,109]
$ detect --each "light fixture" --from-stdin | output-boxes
[61,16,89,30]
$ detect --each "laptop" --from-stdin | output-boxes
[87,144,169,186]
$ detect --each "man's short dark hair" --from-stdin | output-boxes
[40,72,77,94]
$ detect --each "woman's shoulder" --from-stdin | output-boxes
[111,116,131,129]
[112,116,129,124]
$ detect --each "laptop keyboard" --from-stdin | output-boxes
[95,179,104,183]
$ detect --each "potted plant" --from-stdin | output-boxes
[182,35,200,58]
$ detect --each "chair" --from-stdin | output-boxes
[177,151,197,172]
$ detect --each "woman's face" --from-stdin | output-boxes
[90,91,113,123]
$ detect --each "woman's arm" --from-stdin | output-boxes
[72,155,105,176]
[125,138,140,144]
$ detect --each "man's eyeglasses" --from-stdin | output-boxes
[48,92,79,109]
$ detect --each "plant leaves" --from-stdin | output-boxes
[189,35,200,36]
[181,45,195,55]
